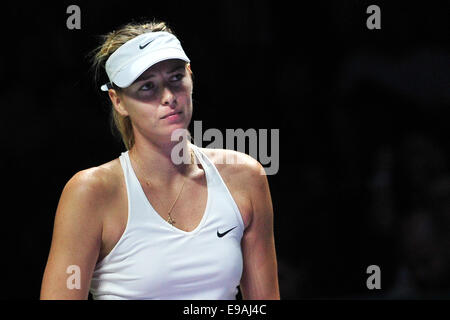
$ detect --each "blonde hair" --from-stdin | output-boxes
[91,20,189,150]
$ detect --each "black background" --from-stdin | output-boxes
[1,0,450,299]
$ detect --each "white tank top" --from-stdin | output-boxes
[89,144,245,299]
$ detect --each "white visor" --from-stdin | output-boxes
[100,31,190,91]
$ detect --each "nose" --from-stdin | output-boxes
[161,87,176,107]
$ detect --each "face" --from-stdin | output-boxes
[109,59,193,144]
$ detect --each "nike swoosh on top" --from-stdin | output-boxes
[217,226,237,238]
[139,40,153,49]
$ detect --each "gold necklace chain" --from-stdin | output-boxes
[131,148,195,226]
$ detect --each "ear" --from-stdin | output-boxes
[108,89,129,116]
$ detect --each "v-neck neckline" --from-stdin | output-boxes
[126,144,211,235]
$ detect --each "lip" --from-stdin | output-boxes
[161,111,182,119]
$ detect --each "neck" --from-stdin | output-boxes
[128,133,195,187]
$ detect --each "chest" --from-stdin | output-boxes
[99,161,252,262]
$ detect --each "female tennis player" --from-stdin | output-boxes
[40,20,279,300]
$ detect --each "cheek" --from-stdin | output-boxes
[180,94,193,120]
[178,81,193,106]
[124,100,159,123]
[178,92,192,106]
[178,76,193,95]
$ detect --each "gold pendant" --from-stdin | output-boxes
[167,215,176,225]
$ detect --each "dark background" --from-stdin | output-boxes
[1,0,450,299]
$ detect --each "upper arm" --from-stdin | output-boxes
[238,156,280,299]
[40,169,110,300]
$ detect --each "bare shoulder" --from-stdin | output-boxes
[199,147,266,182]
[42,159,123,299]
[199,147,271,229]
[199,147,268,209]
[59,158,123,215]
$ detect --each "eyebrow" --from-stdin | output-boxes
[136,64,186,82]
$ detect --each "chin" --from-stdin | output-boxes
[160,125,191,142]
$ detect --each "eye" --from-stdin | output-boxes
[170,73,184,82]
[139,82,155,91]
